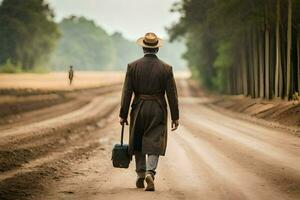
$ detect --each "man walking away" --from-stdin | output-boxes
[68,65,74,85]
[119,32,179,192]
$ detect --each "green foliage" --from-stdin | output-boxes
[50,17,187,71]
[168,0,244,90]
[50,16,115,70]
[292,92,299,101]
[0,59,22,73]
[158,40,187,71]
[0,0,60,71]
[29,65,50,73]
[212,41,233,93]
[169,0,300,97]
[110,32,140,70]
[0,1,187,73]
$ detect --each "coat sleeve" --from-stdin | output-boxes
[119,65,133,120]
[166,67,179,121]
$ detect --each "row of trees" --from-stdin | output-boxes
[0,0,187,72]
[50,16,115,70]
[169,0,300,99]
[0,0,59,71]
[49,16,187,71]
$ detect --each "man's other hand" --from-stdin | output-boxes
[119,118,128,126]
[171,120,179,131]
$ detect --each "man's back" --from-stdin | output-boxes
[120,53,179,128]
[128,54,172,96]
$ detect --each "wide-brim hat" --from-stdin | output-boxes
[137,32,163,48]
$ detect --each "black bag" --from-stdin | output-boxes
[111,124,130,168]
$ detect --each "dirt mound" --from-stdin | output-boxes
[0,84,121,121]
[212,97,300,129]
[185,79,300,133]
[0,94,69,119]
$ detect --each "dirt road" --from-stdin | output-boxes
[0,79,299,200]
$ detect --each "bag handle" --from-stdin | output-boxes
[120,124,124,146]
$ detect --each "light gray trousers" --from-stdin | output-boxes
[135,151,159,178]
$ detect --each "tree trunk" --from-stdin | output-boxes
[248,31,255,98]
[229,67,234,94]
[245,32,252,97]
[264,5,270,99]
[265,27,270,99]
[275,0,281,98]
[269,30,276,98]
[286,0,292,99]
[259,29,265,98]
[280,33,285,99]
[298,32,300,93]
[241,45,248,96]
[238,61,244,94]
[253,29,259,98]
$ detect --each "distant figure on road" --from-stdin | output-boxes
[119,32,179,191]
[68,65,74,85]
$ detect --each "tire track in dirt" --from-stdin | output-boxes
[0,93,119,173]
[178,81,300,199]
[175,126,292,200]
[0,98,87,129]
[0,101,120,200]
[181,120,300,199]
[0,84,121,173]
[0,93,118,140]
[0,143,103,200]
[0,84,122,127]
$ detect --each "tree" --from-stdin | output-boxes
[275,0,281,98]
[169,0,300,100]
[50,17,187,71]
[110,32,140,70]
[49,16,115,71]
[0,0,59,70]
[286,0,292,98]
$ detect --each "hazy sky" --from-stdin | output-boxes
[47,0,180,40]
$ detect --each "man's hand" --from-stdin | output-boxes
[119,118,128,126]
[171,120,179,131]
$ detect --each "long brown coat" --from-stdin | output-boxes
[119,54,179,156]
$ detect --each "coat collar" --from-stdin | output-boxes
[144,54,158,59]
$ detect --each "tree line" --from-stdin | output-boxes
[50,16,186,71]
[0,0,186,72]
[0,0,59,72]
[169,0,300,99]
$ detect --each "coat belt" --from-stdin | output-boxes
[137,94,164,100]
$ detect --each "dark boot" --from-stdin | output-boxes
[136,177,145,188]
[145,173,155,191]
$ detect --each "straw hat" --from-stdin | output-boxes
[137,32,163,48]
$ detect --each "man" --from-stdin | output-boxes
[119,32,179,191]
[68,65,74,85]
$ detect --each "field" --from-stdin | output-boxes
[0,71,190,91]
[0,71,124,91]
